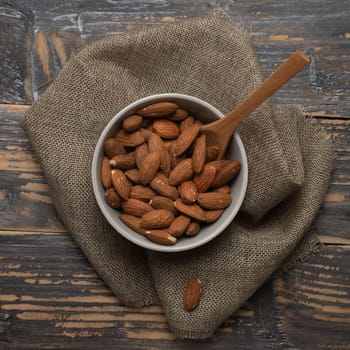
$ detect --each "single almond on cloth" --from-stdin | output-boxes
[122,198,153,217]
[211,160,241,188]
[140,209,175,229]
[115,129,145,147]
[192,134,206,174]
[153,119,179,139]
[134,143,149,169]
[150,173,178,200]
[137,102,178,118]
[125,168,141,184]
[105,188,122,209]
[148,133,167,169]
[183,277,203,312]
[175,123,200,156]
[179,181,198,204]
[130,185,157,202]
[139,151,161,185]
[197,192,232,210]
[168,215,191,238]
[120,214,146,236]
[122,115,143,132]
[193,165,216,193]
[174,199,206,222]
[204,209,224,223]
[149,196,177,215]
[101,156,112,189]
[185,222,200,237]
[169,158,193,186]
[145,230,177,245]
[169,108,188,121]
[103,138,126,158]
[111,169,131,201]
[110,152,136,171]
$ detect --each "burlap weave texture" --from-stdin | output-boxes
[21,10,334,339]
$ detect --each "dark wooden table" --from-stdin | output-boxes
[1,1,349,349]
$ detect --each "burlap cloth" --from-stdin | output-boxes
[21,9,334,339]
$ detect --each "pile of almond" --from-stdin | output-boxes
[101,102,241,246]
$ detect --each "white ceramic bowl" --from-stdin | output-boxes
[92,93,248,252]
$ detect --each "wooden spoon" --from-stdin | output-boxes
[200,51,310,159]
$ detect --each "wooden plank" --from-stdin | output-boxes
[0,105,348,241]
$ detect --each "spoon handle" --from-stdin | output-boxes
[214,51,310,132]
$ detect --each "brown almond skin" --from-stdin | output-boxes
[103,138,126,158]
[105,188,122,209]
[175,123,200,156]
[149,196,177,215]
[180,116,194,132]
[153,119,179,139]
[120,214,146,236]
[185,222,200,237]
[125,168,141,184]
[168,215,191,238]
[193,165,216,193]
[122,198,153,217]
[216,185,231,194]
[110,153,136,171]
[101,156,112,189]
[148,133,167,169]
[211,160,241,189]
[179,181,198,204]
[204,209,224,223]
[134,143,149,169]
[115,129,145,147]
[130,185,157,202]
[160,150,172,177]
[150,173,178,200]
[111,169,131,201]
[122,115,143,132]
[183,277,203,312]
[145,230,177,245]
[206,160,232,172]
[169,108,189,121]
[139,128,154,140]
[137,102,179,118]
[169,158,193,186]
[140,209,175,229]
[192,134,206,174]
[139,151,161,185]
[206,145,219,162]
[174,199,207,222]
[197,192,232,210]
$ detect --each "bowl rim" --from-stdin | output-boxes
[92,93,248,252]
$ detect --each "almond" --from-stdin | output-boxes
[145,230,177,245]
[101,156,112,188]
[169,141,186,169]
[153,119,179,139]
[160,150,172,177]
[197,192,232,210]
[180,116,194,132]
[139,128,154,140]
[211,160,241,188]
[216,185,231,193]
[204,209,224,223]
[193,165,216,193]
[168,158,193,186]
[125,168,141,184]
[206,145,219,162]
[140,209,175,229]
[175,123,200,156]
[185,222,200,237]
[179,181,198,204]
[122,198,153,217]
[192,134,206,174]
[115,129,145,147]
[137,102,178,118]
[122,115,143,132]
[206,160,232,172]
[139,151,161,185]
[183,276,203,312]
[134,143,149,169]
[120,214,146,236]
[110,152,136,170]
[111,169,131,201]
[174,199,207,222]
[148,133,167,169]
[105,188,122,209]
[168,215,191,238]
[149,196,177,215]
[169,108,189,121]
[130,185,157,202]
[150,173,178,200]
[103,138,126,158]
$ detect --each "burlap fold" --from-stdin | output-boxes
[21,9,334,339]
